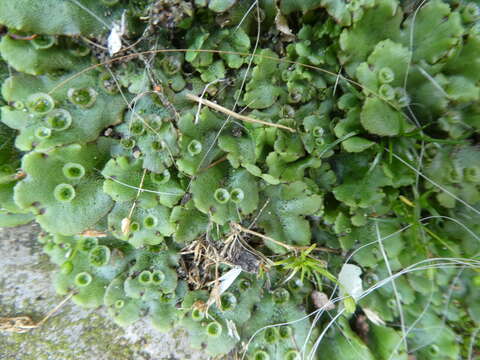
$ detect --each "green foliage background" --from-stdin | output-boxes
[0,0,479,358]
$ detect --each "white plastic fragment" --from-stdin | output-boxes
[218,266,243,295]
[108,12,126,56]
[338,263,363,300]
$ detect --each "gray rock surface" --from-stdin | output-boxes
[0,224,209,360]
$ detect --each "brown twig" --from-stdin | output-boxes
[200,156,228,172]
[122,168,148,235]
[232,223,297,252]
[8,33,37,41]
[0,292,74,333]
[232,223,341,254]
[185,93,296,133]
[45,48,405,126]
[80,230,108,237]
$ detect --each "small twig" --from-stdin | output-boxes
[122,168,147,235]
[236,236,274,266]
[232,223,341,254]
[248,199,270,229]
[80,230,108,237]
[80,36,108,50]
[208,258,222,310]
[0,316,36,333]
[194,79,226,125]
[232,223,297,252]
[332,66,343,96]
[310,246,341,255]
[200,156,228,172]
[101,172,178,196]
[8,33,37,41]
[0,292,74,333]
[186,93,296,133]
[129,167,147,219]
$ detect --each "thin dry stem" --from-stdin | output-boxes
[122,168,147,235]
[80,36,108,50]
[232,222,297,251]
[200,155,228,172]
[80,229,108,237]
[0,292,74,333]
[185,93,296,133]
[8,33,38,41]
[128,167,148,219]
[46,48,405,124]
[232,222,341,254]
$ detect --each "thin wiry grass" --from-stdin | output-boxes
[46,48,407,118]
[407,268,466,354]
[402,0,429,92]
[387,282,436,360]
[241,213,480,359]
[103,70,180,172]
[100,172,181,196]
[235,0,258,32]
[417,66,449,97]
[318,131,358,158]
[191,0,262,175]
[194,78,226,125]
[68,0,111,30]
[384,266,466,357]
[388,149,480,217]
[332,66,343,96]
[68,3,185,178]
[374,221,408,353]
[401,0,437,254]
[298,210,480,358]
[303,259,478,360]
[318,209,480,357]
[329,317,372,360]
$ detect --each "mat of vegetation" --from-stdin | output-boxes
[0,0,479,359]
